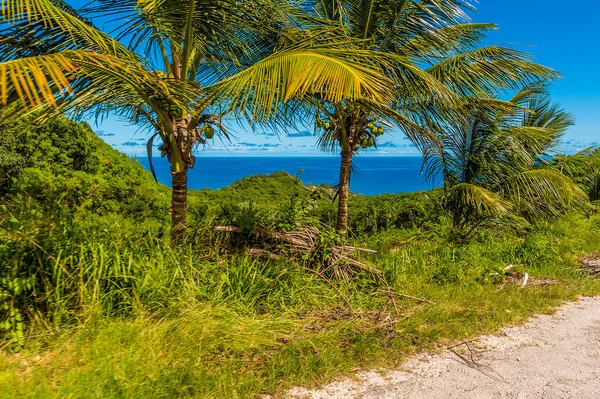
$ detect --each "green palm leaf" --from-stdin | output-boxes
[445,182,513,219]
[1,0,135,58]
[208,47,394,121]
[427,46,559,96]
[502,169,588,218]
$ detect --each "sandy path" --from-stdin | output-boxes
[289,296,600,399]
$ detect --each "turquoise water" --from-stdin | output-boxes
[136,156,437,196]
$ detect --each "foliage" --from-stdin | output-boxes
[550,148,600,201]
[0,1,595,394]
[0,0,409,238]
[0,114,170,220]
[1,118,600,397]
[346,190,441,235]
[1,205,599,397]
[293,0,558,230]
[420,85,588,240]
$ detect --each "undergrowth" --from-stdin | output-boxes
[1,204,599,398]
[1,116,600,398]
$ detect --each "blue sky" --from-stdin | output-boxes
[85,0,600,156]
[475,0,600,150]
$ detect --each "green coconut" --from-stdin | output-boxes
[205,126,215,139]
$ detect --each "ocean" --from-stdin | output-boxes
[136,156,436,196]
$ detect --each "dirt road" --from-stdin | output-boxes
[289,296,600,399]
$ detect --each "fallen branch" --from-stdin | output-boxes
[214,224,380,280]
[246,248,280,261]
[581,255,600,276]
[214,225,244,233]
[448,338,480,350]
[520,273,529,288]
[343,246,378,254]
[503,272,557,287]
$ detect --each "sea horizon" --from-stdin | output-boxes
[135,155,437,196]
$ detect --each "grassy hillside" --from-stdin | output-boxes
[1,117,599,398]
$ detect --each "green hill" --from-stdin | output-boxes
[0,115,170,221]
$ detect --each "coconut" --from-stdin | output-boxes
[205,126,215,139]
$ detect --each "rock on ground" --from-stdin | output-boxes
[289,296,600,399]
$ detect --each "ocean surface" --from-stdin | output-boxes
[136,156,437,196]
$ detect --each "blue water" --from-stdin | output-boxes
[136,156,436,196]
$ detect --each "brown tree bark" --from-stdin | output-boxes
[336,149,353,232]
[168,117,194,242]
[171,169,188,241]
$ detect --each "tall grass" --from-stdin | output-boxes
[2,194,600,397]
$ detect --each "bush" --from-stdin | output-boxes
[347,190,441,235]
[0,115,170,220]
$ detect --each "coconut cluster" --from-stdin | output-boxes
[316,118,385,152]
[356,122,385,150]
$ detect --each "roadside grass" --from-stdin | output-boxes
[3,114,599,398]
[1,213,599,398]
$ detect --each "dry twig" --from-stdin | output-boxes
[447,340,505,382]
[381,290,435,305]
[214,225,380,279]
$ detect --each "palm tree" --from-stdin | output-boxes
[420,85,587,240]
[303,0,558,232]
[550,148,600,201]
[0,0,396,240]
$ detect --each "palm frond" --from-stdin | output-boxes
[1,0,134,59]
[427,46,559,96]
[502,169,589,218]
[207,47,394,121]
[444,182,513,219]
[0,52,77,107]
[400,23,496,61]
[0,49,194,135]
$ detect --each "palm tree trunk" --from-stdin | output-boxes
[169,117,192,242]
[451,212,462,239]
[171,169,187,241]
[336,150,352,231]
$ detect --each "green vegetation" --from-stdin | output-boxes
[1,116,599,398]
[0,114,170,220]
[0,0,562,238]
[420,85,587,241]
[551,148,600,202]
[0,0,410,240]
[305,1,556,231]
[1,1,598,398]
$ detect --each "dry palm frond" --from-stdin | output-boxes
[580,254,600,276]
[214,224,380,280]
[503,272,558,287]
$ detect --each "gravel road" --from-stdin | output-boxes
[289,296,600,399]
